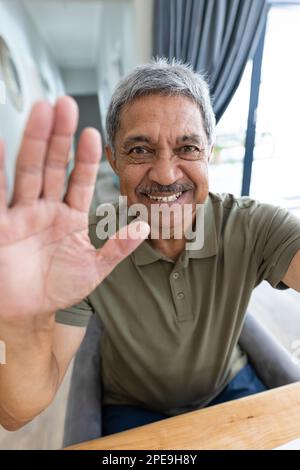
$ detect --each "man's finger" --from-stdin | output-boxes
[43,96,79,201]
[64,128,101,213]
[96,222,150,281]
[0,140,7,212]
[12,101,54,205]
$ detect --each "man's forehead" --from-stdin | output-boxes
[117,94,206,142]
[121,94,201,118]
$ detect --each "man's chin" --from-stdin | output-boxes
[149,225,185,240]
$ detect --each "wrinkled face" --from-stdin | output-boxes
[106,94,212,234]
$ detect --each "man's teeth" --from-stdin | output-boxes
[147,192,182,202]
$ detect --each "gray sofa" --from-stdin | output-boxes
[63,312,300,447]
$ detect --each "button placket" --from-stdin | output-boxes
[170,268,193,322]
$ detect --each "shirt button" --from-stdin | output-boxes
[173,272,180,280]
[177,292,185,300]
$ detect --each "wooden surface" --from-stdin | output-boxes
[66,382,300,450]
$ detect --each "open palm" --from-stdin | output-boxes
[0,97,148,319]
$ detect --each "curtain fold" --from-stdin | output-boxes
[153,0,268,121]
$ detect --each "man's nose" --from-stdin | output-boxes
[148,156,183,186]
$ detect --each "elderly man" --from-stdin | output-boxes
[1,60,300,436]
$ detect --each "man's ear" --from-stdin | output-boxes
[105,145,119,174]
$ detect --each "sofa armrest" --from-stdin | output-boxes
[239,312,300,389]
[63,314,103,447]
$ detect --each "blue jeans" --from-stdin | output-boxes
[102,363,266,436]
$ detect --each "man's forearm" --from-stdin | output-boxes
[0,314,59,430]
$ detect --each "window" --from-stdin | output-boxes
[250,5,300,218]
[245,2,300,353]
[209,62,252,195]
[210,2,300,223]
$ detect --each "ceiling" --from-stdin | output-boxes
[23,0,108,68]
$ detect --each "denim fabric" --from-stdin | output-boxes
[102,363,266,436]
[206,363,266,407]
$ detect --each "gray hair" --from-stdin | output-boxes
[105,58,216,150]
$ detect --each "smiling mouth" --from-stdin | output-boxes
[147,192,182,202]
[140,191,189,202]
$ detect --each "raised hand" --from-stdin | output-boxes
[0,97,149,319]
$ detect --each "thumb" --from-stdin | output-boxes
[95,221,150,281]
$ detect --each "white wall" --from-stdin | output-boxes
[61,67,98,96]
[133,0,154,65]
[0,0,64,198]
[97,0,153,130]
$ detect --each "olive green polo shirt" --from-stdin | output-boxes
[56,192,300,416]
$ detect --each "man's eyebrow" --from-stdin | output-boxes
[176,134,205,144]
[122,134,207,148]
[123,136,153,148]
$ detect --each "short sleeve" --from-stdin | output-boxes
[55,297,94,327]
[250,203,300,289]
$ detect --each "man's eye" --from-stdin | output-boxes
[176,145,206,159]
[130,147,149,154]
[181,145,198,153]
